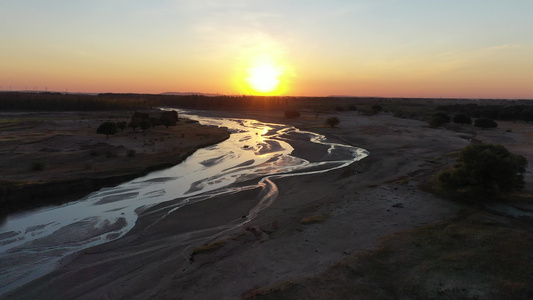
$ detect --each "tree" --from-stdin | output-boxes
[438,144,527,196]
[480,107,498,119]
[140,119,151,133]
[116,121,127,131]
[128,119,140,132]
[429,113,450,128]
[160,111,178,128]
[474,118,497,130]
[325,117,340,128]
[149,117,161,128]
[453,114,472,125]
[371,105,382,112]
[97,122,117,138]
[520,108,533,123]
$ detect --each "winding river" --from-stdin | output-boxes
[0,110,368,295]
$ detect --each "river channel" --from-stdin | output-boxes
[0,110,368,295]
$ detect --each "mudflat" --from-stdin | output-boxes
[4,108,533,299]
[0,110,230,212]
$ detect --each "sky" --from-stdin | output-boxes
[1,0,532,98]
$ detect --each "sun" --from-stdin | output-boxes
[245,57,283,95]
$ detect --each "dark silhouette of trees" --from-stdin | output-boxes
[453,114,472,125]
[128,111,150,132]
[116,121,127,131]
[140,119,151,133]
[325,117,340,128]
[480,107,498,119]
[160,111,178,128]
[438,144,527,197]
[128,119,140,132]
[429,113,451,128]
[149,117,161,128]
[371,105,382,112]
[97,122,118,138]
[0,92,151,111]
[474,118,497,130]
[132,111,149,120]
[520,108,533,123]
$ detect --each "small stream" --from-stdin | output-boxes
[0,110,368,295]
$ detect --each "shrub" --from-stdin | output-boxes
[127,149,136,157]
[96,121,118,138]
[480,107,498,119]
[149,117,161,128]
[335,106,345,112]
[437,144,527,198]
[371,105,383,112]
[520,108,533,123]
[160,110,178,128]
[348,105,357,111]
[453,114,472,125]
[140,119,151,132]
[474,118,497,130]
[428,113,450,128]
[116,121,127,131]
[284,110,301,119]
[128,119,140,131]
[325,117,340,128]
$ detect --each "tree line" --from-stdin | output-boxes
[0,92,153,111]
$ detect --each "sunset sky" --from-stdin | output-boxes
[1,1,532,98]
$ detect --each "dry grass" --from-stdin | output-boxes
[300,214,329,225]
[191,241,226,256]
[245,210,533,299]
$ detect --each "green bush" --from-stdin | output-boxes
[96,121,118,138]
[474,118,497,130]
[453,114,472,125]
[437,144,527,199]
[429,112,451,128]
[325,117,340,128]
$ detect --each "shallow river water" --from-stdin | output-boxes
[0,110,368,295]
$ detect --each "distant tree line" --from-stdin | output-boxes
[437,103,533,123]
[96,110,179,138]
[0,92,153,111]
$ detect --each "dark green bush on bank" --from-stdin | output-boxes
[437,144,527,200]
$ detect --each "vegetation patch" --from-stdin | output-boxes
[245,211,533,299]
[300,214,329,225]
[435,144,528,202]
[191,241,226,257]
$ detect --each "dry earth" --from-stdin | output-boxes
[3,109,533,299]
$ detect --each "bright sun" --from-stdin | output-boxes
[245,57,283,94]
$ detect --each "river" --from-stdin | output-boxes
[0,110,368,295]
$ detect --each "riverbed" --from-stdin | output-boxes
[0,110,368,295]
